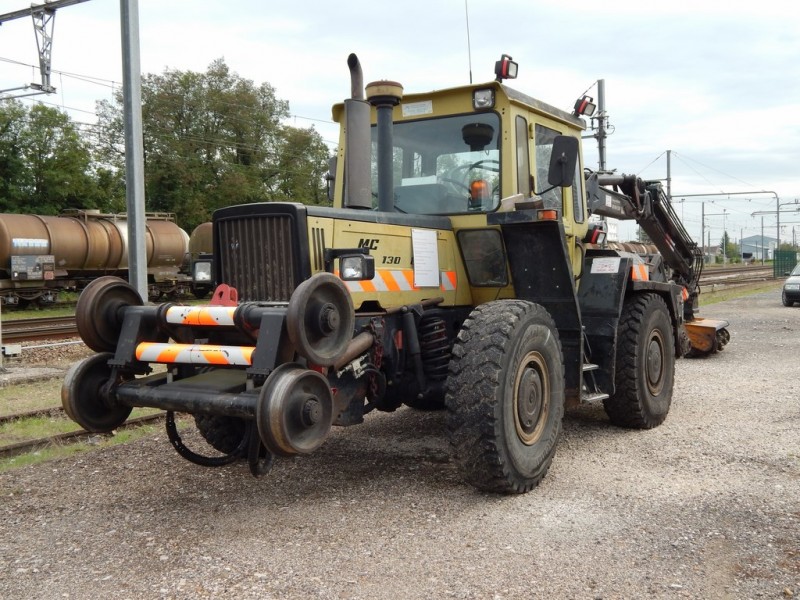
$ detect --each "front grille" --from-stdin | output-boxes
[215,207,307,302]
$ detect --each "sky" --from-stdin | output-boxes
[1,0,800,245]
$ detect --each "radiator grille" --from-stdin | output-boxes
[216,214,297,302]
[311,226,326,272]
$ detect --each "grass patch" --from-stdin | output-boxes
[0,379,64,417]
[699,281,782,305]
[1,300,78,320]
[0,422,162,472]
[0,407,163,446]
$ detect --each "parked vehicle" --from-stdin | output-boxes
[782,263,800,306]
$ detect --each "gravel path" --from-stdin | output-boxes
[1,289,798,599]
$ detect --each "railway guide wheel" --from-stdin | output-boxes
[77,276,143,353]
[61,353,132,432]
[257,363,334,456]
[286,273,354,366]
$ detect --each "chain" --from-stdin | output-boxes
[368,318,384,399]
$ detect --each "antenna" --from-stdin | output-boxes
[464,0,473,84]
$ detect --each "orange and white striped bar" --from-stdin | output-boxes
[629,257,650,282]
[136,342,254,366]
[339,269,457,293]
[165,305,237,327]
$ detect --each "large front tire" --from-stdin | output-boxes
[446,300,565,494]
[604,293,675,429]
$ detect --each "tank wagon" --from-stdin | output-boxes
[0,209,190,306]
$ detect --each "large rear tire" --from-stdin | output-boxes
[604,293,675,429]
[446,300,564,494]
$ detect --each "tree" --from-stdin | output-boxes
[0,100,28,211]
[266,125,331,205]
[0,101,99,215]
[0,101,98,214]
[720,231,738,263]
[23,105,98,214]
[95,58,330,231]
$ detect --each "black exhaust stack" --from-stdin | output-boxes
[366,80,403,213]
[343,54,372,209]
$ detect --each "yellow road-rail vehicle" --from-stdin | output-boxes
[63,55,729,493]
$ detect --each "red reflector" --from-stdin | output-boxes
[538,209,558,221]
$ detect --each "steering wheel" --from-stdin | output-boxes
[438,177,471,193]
[449,159,500,177]
[443,159,500,189]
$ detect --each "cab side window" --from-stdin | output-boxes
[572,154,585,223]
[515,116,531,197]
[534,124,562,210]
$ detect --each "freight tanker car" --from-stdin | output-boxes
[0,209,191,306]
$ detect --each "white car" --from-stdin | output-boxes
[782,263,800,306]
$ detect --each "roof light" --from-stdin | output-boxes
[469,179,491,209]
[473,88,495,109]
[494,54,518,81]
[573,95,596,117]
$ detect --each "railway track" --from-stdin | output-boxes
[0,409,166,459]
[1,316,78,341]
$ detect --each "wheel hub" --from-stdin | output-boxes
[646,332,665,395]
[315,302,340,336]
[301,397,322,426]
[517,367,543,433]
[513,351,549,446]
[257,364,334,456]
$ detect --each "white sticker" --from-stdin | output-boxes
[12,238,49,249]
[590,257,621,274]
[411,229,440,287]
[402,101,433,118]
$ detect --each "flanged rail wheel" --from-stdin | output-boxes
[61,353,132,432]
[257,363,334,456]
[604,293,675,429]
[76,276,143,352]
[286,273,354,366]
[446,300,565,494]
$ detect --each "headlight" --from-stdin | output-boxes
[785,283,800,291]
[473,88,495,110]
[193,261,212,281]
[339,255,375,281]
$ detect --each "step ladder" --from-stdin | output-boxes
[580,336,610,403]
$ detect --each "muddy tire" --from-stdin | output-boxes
[446,300,564,494]
[604,293,675,429]
[193,414,247,455]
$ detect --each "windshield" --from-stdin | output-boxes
[371,112,501,215]
[792,264,800,276]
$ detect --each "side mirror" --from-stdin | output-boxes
[326,156,337,203]
[547,136,579,188]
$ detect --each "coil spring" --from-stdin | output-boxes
[419,317,450,381]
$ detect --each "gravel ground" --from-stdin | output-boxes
[0,289,798,599]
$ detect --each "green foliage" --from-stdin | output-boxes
[95,58,331,230]
[0,101,98,214]
[0,60,331,226]
[719,231,738,261]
